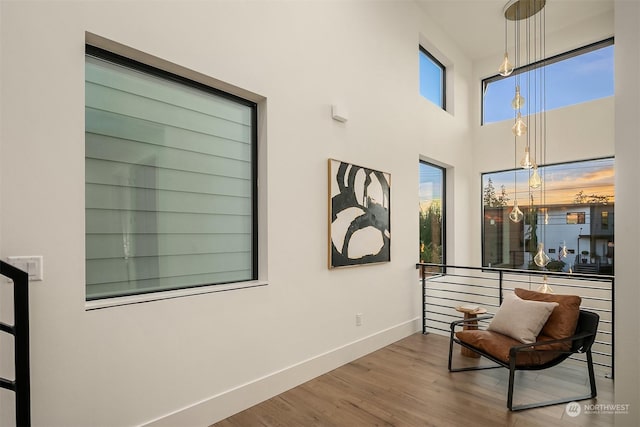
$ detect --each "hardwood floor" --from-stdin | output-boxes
[213,333,614,427]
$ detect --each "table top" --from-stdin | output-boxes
[455,305,487,315]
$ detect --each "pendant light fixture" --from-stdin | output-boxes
[529,165,542,188]
[502,0,550,268]
[536,274,554,293]
[511,85,526,109]
[560,241,568,259]
[509,120,524,223]
[534,242,550,267]
[499,54,514,77]
[520,146,533,169]
[512,112,527,136]
[499,16,514,76]
[509,198,524,223]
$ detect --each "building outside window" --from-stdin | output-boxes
[85,46,258,300]
[481,157,614,275]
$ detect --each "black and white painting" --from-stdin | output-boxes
[329,159,391,268]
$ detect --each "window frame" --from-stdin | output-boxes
[85,44,260,304]
[481,37,614,125]
[419,45,447,110]
[566,212,586,225]
[419,160,447,266]
[480,157,614,273]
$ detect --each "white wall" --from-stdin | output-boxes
[3,1,638,426]
[614,1,640,425]
[0,1,474,425]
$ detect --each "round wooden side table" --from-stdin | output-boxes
[454,306,487,358]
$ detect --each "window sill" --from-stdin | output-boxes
[85,280,268,311]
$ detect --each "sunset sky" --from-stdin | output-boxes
[483,157,614,206]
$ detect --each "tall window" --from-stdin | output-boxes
[483,38,614,124]
[601,211,609,230]
[419,161,445,265]
[85,46,257,300]
[481,158,614,274]
[419,46,446,109]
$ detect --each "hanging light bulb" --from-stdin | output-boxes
[534,242,551,267]
[536,274,554,294]
[511,85,525,110]
[544,210,549,225]
[520,146,533,169]
[498,52,514,76]
[509,199,524,223]
[560,241,568,259]
[529,164,542,188]
[512,112,527,136]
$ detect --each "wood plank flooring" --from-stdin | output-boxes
[213,332,614,427]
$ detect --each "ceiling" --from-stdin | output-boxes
[415,0,614,61]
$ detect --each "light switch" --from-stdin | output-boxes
[6,256,43,281]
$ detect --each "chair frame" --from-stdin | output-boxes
[448,310,599,411]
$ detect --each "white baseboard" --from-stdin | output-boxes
[143,317,421,427]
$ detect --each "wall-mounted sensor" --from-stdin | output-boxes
[332,104,348,122]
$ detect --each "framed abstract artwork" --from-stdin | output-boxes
[328,159,391,268]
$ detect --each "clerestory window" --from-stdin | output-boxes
[482,38,614,125]
[419,46,446,110]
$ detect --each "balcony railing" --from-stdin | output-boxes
[0,260,31,426]
[417,263,614,379]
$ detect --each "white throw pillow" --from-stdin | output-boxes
[487,292,558,343]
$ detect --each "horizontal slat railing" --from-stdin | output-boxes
[0,260,31,427]
[417,263,614,379]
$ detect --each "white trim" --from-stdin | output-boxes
[141,317,421,426]
[85,32,265,104]
[85,281,269,310]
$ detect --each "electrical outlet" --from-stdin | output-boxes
[356,313,363,326]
